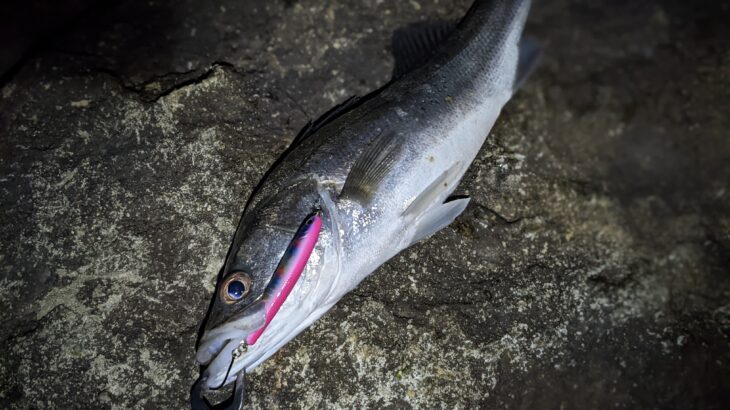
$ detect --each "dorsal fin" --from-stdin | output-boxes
[391,20,457,79]
[290,95,361,147]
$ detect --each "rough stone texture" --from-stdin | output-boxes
[1,0,728,408]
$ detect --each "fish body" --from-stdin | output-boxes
[196,0,536,390]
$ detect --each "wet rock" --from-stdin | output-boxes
[1,0,728,408]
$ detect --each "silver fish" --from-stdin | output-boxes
[194,0,538,396]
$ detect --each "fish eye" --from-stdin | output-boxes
[220,272,252,303]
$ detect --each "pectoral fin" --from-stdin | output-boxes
[408,197,470,247]
[340,131,401,204]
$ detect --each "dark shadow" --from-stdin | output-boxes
[0,0,224,100]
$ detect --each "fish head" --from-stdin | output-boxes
[195,177,343,389]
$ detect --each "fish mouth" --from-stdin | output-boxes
[197,303,341,389]
[195,266,335,390]
[195,259,342,389]
[195,300,324,390]
[196,301,265,367]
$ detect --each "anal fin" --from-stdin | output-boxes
[402,161,462,218]
[408,197,470,247]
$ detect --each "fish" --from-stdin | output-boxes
[192,0,538,404]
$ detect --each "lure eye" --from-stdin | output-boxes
[220,272,252,303]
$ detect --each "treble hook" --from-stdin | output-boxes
[190,367,246,410]
[192,340,248,410]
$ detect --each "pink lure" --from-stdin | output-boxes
[246,211,322,345]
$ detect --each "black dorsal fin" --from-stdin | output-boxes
[391,20,457,79]
[291,95,360,147]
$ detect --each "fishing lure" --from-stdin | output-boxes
[246,209,322,345]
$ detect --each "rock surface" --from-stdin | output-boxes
[1,0,728,408]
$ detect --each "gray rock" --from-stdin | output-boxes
[1,0,728,408]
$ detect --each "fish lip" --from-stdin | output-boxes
[196,301,266,366]
[195,305,309,389]
[198,338,241,390]
[195,333,232,366]
[198,299,338,389]
[197,332,268,389]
